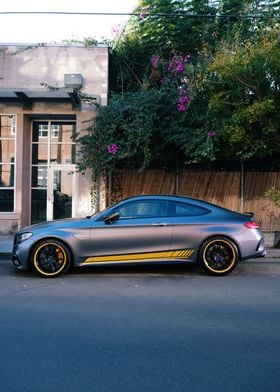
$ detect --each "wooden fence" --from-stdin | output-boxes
[111,170,280,231]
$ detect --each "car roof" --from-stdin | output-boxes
[120,194,209,203]
[115,194,239,215]
[117,194,216,208]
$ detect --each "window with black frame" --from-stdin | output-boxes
[117,200,169,218]
[31,121,76,223]
[0,115,15,212]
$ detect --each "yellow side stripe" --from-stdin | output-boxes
[83,249,194,264]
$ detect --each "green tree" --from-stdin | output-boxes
[204,25,280,160]
[265,187,280,208]
[78,66,192,177]
[78,0,280,176]
[110,0,218,93]
[110,0,279,93]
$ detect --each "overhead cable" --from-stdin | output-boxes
[0,11,279,19]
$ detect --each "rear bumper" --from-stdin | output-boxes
[240,237,266,260]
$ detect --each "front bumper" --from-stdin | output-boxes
[11,239,34,271]
[12,253,26,270]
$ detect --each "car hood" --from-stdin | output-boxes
[19,218,84,233]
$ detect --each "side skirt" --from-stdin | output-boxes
[80,249,195,266]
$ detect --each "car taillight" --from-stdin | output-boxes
[244,221,259,229]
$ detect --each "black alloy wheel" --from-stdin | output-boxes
[31,239,71,277]
[199,237,239,276]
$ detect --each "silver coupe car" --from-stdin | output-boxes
[12,195,265,278]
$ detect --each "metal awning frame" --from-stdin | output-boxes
[0,87,82,110]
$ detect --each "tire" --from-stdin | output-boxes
[30,239,71,278]
[199,237,239,276]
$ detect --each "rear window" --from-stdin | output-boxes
[169,201,210,217]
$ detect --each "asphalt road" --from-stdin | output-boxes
[0,259,280,392]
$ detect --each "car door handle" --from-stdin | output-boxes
[152,222,167,226]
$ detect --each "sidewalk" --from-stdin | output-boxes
[0,234,279,259]
[0,234,13,258]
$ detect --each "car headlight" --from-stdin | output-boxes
[16,232,33,244]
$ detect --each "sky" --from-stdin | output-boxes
[0,0,139,44]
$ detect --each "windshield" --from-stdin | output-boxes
[86,200,120,219]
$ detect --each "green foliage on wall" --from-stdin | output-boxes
[77,0,280,176]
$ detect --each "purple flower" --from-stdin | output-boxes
[107,144,119,155]
[177,103,186,112]
[168,53,190,75]
[111,24,123,38]
[179,96,190,104]
[151,55,160,69]
[176,63,184,73]
[207,131,217,137]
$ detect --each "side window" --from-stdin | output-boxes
[0,114,16,212]
[169,201,210,217]
[117,200,169,218]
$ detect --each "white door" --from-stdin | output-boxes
[47,165,77,221]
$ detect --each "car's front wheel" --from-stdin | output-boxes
[30,239,71,278]
[199,237,239,276]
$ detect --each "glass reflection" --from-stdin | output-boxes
[32,166,48,188]
[0,115,16,138]
[0,189,13,211]
[32,143,48,165]
[50,144,76,164]
[0,140,15,163]
[53,170,72,219]
[31,121,76,222]
[0,163,14,187]
[31,189,46,224]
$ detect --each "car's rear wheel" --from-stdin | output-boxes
[30,239,71,278]
[199,237,239,276]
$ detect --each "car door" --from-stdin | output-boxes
[169,200,211,256]
[88,199,172,262]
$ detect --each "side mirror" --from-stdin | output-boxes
[104,212,120,224]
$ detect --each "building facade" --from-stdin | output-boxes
[0,43,108,233]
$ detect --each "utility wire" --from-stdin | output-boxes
[0,11,279,19]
